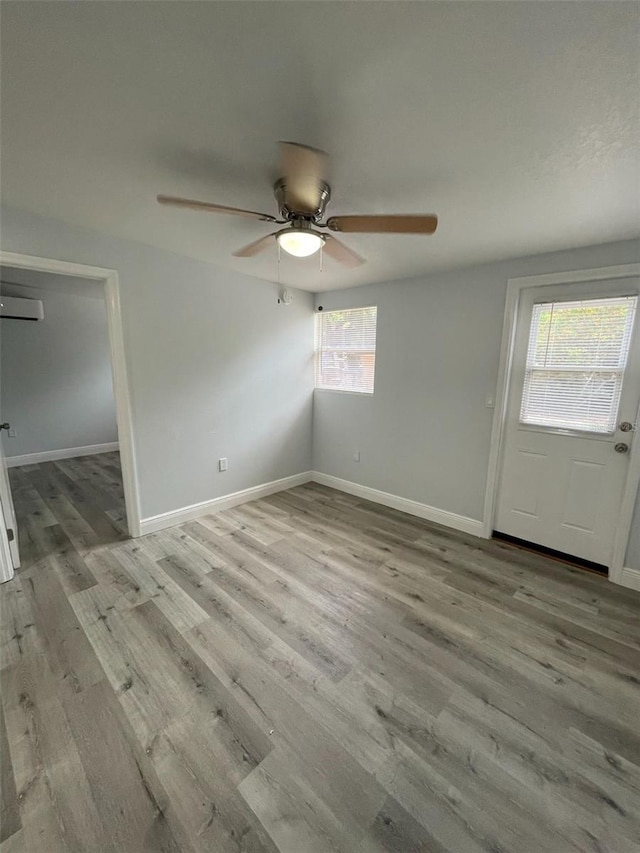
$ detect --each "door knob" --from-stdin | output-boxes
[615,442,629,454]
[0,423,10,431]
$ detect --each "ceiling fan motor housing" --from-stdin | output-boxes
[273,177,331,222]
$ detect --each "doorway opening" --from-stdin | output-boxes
[0,252,141,583]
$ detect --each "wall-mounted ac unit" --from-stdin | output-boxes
[0,295,44,321]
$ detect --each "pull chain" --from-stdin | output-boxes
[277,242,281,285]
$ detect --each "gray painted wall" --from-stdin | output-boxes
[312,239,640,570]
[0,206,314,519]
[1,277,118,457]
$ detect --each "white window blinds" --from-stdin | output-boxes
[315,306,377,393]
[520,296,637,434]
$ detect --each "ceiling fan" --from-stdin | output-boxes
[157,142,438,267]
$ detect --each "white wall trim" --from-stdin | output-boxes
[0,251,142,537]
[0,499,14,583]
[139,472,313,535]
[505,263,640,290]
[311,471,486,538]
[620,567,640,593]
[6,442,119,468]
[139,468,486,539]
[483,262,640,587]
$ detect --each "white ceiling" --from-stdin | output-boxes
[1,2,638,293]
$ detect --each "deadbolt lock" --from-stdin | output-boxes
[619,421,635,432]
[615,443,629,454]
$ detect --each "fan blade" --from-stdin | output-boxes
[279,142,329,214]
[322,236,365,268]
[232,233,276,258]
[157,195,277,222]
[326,214,438,234]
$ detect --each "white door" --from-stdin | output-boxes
[495,279,640,566]
[0,424,19,580]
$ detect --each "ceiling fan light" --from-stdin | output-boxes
[277,229,324,258]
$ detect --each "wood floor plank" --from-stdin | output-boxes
[110,541,209,631]
[239,748,358,853]
[0,655,106,851]
[2,452,639,852]
[70,585,193,748]
[157,553,275,656]
[133,599,275,764]
[21,563,104,695]
[0,830,25,853]
[60,678,183,852]
[151,707,279,853]
[0,577,43,671]
[357,795,448,853]
[83,547,154,610]
[51,472,126,545]
[182,522,355,679]
[433,687,639,852]
[0,700,21,844]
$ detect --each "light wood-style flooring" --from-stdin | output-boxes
[1,452,640,852]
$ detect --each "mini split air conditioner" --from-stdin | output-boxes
[0,295,44,321]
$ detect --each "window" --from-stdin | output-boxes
[520,295,637,434]
[315,306,377,393]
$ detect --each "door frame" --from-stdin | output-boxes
[0,251,142,566]
[483,262,640,588]
[0,498,14,582]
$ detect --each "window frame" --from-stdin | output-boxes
[314,305,378,395]
[517,294,638,437]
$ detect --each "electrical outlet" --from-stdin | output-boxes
[218,457,228,472]
[7,429,16,438]
[353,450,360,462]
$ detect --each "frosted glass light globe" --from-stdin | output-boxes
[277,229,324,258]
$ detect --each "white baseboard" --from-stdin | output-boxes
[619,566,640,593]
[310,471,486,538]
[6,442,119,468]
[139,471,313,535]
[138,469,486,539]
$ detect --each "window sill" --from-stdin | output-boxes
[314,388,374,397]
